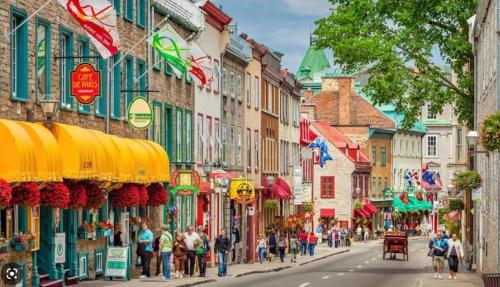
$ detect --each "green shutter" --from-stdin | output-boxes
[96,58,107,117]
[125,56,134,112]
[112,52,121,119]
[10,6,29,102]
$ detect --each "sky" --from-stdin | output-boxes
[211,0,332,73]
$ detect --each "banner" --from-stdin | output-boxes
[148,24,189,78]
[71,63,100,104]
[105,247,129,277]
[188,43,213,86]
[229,179,255,205]
[59,0,120,59]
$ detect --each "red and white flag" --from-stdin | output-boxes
[188,42,213,86]
[59,0,120,59]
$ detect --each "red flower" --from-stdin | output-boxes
[110,184,140,208]
[11,182,40,206]
[64,180,88,209]
[84,182,106,210]
[137,184,149,206]
[41,182,70,209]
[0,179,12,209]
[147,183,168,206]
[399,192,409,205]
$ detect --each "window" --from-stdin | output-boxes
[186,111,192,162]
[254,130,259,169]
[405,140,409,156]
[371,146,377,166]
[214,119,220,162]
[197,114,203,162]
[11,9,28,101]
[427,135,437,157]
[384,177,388,189]
[380,147,386,167]
[95,56,107,116]
[254,76,260,109]
[111,53,121,118]
[137,60,146,97]
[236,127,242,166]
[371,177,376,196]
[246,73,251,107]
[153,104,161,144]
[124,0,133,21]
[378,177,382,193]
[237,74,242,101]
[222,124,227,163]
[35,20,50,102]
[206,116,212,162]
[230,72,235,98]
[221,67,227,96]
[268,84,273,111]
[427,104,436,120]
[456,128,463,161]
[206,56,212,91]
[176,109,183,162]
[59,29,74,109]
[246,129,251,169]
[77,38,90,113]
[320,176,335,198]
[412,141,415,156]
[137,0,146,27]
[214,60,220,94]
[164,105,174,159]
[124,56,134,112]
[112,0,120,14]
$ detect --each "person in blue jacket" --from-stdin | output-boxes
[429,232,449,279]
[138,222,154,279]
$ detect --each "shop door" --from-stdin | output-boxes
[63,209,78,277]
[38,206,58,279]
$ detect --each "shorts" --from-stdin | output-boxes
[432,256,445,269]
[269,247,277,254]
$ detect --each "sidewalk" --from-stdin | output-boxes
[79,244,350,287]
[419,267,484,287]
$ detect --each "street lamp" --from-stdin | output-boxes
[466,130,488,154]
[266,175,276,186]
[202,160,213,176]
[354,187,362,198]
[39,96,59,128]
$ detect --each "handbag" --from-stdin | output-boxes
[427,247,435,257]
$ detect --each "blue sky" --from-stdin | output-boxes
[212,0,332,73]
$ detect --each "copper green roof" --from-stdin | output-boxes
[296,45,331,81]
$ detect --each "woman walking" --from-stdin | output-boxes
[308,232,317,256]
[289,233,299,262]
[256,235,267,264]
[268,233,277,262]
[173,233,187,279]
[447,234,464,280]
[277,234,288,263]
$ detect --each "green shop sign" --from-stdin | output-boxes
[383,188,394,199]
[127,97,153,130]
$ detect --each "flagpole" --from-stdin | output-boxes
[3,0,53,41]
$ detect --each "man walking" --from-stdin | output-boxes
[214,228,231,277]
[184,226,200,277]
[429,232,449,279]
[299,229,308,255]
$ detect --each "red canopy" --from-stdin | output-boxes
[362,202,378,215]
[262,177,293,199]
[320,208,335,218]
[443,211,461,221]
[198,182,213,194]
[353,208,369,218]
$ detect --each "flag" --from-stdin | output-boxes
[188,42,213,86]
[308,138,333,168]
[148,24,190,78]
[422,170,436,185]
[403,171,413,187]
[412,170,420,186]
[59,0,120,59]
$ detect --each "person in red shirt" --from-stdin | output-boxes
[299,230,308,255]
[308,233,318,256]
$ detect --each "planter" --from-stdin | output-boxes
[12,242,27,252]
[96,229,112,238]
[78,232,88,240]
[0,242,9,254]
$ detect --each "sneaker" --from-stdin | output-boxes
[438,274,442,279]
[162,276,168,281]
[433,273,438,279]
[448,275,452,279]
[453,276,457,280]
[139,275,146,279]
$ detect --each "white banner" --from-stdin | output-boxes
[154,0,204,29]
[293,167,302,205]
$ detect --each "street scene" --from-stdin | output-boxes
[0,0,497,287]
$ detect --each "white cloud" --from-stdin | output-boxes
[280,0,331,16]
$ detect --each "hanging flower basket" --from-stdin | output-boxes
[147,183,168,206]
[65,181,87,209]
[84,182,106,210]
[40,182,70,209]
[136,184,149,207]
[11,182,40,207]
[110,184,140,208]
[354,199,363,209]
[0,179,12,209]
[480,112,500,152]
[78,222,96,239]
[167,205,177,215]
[264,199,279,209]
[454,170,481,192]
[302,202,314,213]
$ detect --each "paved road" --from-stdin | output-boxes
[205,239,429,287]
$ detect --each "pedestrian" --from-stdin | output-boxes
[195,226,210,277]
[299,229,308,255]
[289,233,299,263]
[364,227,369,242]
[183,226,200,277]
[158,225,173,281]
[138,222,154,279]
[356,225,362,242]
[327,228,333,247]
[153,229,162,276]
[429,232,449,279]
[345,229,351,247]
[278,234,288,263]
[268,232,277,262]
[214,228,231,277]
[308,232,317,256]
[256,234,267,264]
[442,230,450,240]
[315,224,324,244]
[447,233,464,280]
[173,233,187,279]
[114,229,123,247]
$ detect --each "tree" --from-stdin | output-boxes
[315,0,477,128]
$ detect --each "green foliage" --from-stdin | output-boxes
[454,170,481,191]
[303,202,314,212]
[315,0,477,128]
[445,220,460,236]
[449,199,465,211]
[481,112,500,151]
[438,207,450,225]
[354,199,363,209]
[264,199,279,209]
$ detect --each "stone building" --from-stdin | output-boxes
[473,0,500,274]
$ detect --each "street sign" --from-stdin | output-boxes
[54,233,66,264]
[105,247,129,278]
[121,212,130,247]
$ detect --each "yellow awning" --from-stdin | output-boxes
[109,135,136,183]
[140,140,170,183]
[123,138,151,183]
[0,120,62,182]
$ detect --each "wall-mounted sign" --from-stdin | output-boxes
[229,179,255,205]
[70,63,101,104]
[170,170,201,195]
[105,247,129,278]
[154,0,204,29]
[472,188,482,201]
[127,97,153,130]
[54,233,66,264]
[293,167,302,205]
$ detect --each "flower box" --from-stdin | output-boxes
[96,229,112,238]
[78,231,88,240]
[0,242,9,254]
[12,242,26,252]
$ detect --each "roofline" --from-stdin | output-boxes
[201,1,232,32]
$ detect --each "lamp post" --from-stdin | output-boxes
[39,96,59,128]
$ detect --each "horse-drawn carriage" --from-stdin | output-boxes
[383,231,408,260]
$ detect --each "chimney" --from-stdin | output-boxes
[337,77,354,125]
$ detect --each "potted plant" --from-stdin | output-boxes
[480,112,500,152]
[147,183,168,206]
[303,202,314,213]
[40,182,70,209]
[264,199,279,209]
[10,233,29,251]
[96,221,113,238]
[0,179,12,209]
[78,221,96,239]
[454,170,481,192]
[353,199,363,209]
[11,182,40,206]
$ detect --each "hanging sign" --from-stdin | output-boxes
[170,170,201,195]
[58,0,120,59]
[70,63,100,104]
[127,97,153,129]
[229,179,255,205]
[105,246,129,277]
[472,188,482,201]
[54,233,66,264]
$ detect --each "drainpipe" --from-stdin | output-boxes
[497,0,500,273]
